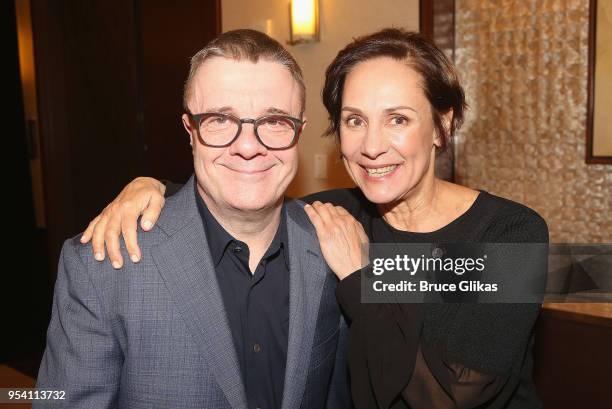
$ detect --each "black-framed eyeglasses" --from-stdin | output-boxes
[187,112,305,150]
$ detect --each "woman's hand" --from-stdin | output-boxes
[304,201,369,280]
[80,177,166,268]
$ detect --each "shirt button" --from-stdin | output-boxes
[253,343,262,353]
[234,246,242,253]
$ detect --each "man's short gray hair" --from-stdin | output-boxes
[183,29,306,117]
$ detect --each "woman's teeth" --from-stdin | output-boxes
[365,165,397,177]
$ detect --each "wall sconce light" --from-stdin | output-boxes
[288,0,319,45]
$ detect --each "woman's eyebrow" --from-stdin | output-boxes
[341,106,418,114]
[383,105,417,114]
[341,106,364,114]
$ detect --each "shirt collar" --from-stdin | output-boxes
[194,179,289,269]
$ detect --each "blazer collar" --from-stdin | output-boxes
[152,176,247,409]
[153,175,330,409]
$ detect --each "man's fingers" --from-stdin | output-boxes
[141,195,165,231]
[121,211,141,263]
[81,216,100,243]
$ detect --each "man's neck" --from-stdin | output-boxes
[198,186,283,271]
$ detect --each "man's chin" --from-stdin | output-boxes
[224,193,282,213]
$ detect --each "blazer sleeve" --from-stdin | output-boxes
[325,316,353,409]
[34,239,123,409]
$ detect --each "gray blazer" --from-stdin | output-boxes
[36,176,351,409]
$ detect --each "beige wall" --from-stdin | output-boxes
[455,0,611,242]
[222,0,420,197]
[593,0,612,156]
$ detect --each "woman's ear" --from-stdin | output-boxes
[435,109,454,148]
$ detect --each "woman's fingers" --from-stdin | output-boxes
[105,211,125,269]
[304,202,368,280]
[81,215,100,244]
[356,222,369,244]
[84,177,166,265]
[141,195,165,231]
[121,209,141,263]
[91,211,110,261]
[304,204,324,235]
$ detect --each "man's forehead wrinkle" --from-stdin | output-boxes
[188,60,301,116]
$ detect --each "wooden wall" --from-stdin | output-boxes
[29,0,221,272]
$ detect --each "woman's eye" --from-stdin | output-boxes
[346,116,365,127]
[389,116,408,126]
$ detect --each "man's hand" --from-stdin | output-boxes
[304,201,369,280]
[80,177,166,268]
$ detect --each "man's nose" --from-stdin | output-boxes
[227,123,267,159]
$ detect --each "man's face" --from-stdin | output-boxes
[182,57,303,214]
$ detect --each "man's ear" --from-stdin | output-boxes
[300,116,308,134]
[182,113,195,147]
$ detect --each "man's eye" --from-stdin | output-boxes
[213,117,228,124]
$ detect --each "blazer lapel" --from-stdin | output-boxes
[281,201,330,409]
[151,177,247,409]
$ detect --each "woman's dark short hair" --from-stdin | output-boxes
[322,28,466,151]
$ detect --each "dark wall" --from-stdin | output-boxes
[2,0,220,375]
[141,0,221,181]
[31,0,221,272]
[2,0,49,370]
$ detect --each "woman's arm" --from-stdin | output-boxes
[80,177,170,268]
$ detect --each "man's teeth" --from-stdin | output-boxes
[365,165,397,177]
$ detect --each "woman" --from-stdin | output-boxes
[82,29,547,408]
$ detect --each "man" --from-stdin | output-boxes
[35,29,350,409]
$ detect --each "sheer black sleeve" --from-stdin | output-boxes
[336,271,509,409]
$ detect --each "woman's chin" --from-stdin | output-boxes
[358,183,403,206]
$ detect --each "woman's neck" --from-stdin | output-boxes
[377,176,445,233]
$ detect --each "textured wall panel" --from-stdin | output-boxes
[454,0,611,243]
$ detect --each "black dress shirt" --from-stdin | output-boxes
[195,187,290,409]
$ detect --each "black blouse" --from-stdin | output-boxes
[303,188,548,409]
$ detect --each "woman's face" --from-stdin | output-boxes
[340,56,441,205]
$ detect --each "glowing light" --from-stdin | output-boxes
[289,0,319,44]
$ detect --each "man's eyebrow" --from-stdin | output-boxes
[264,107,291,116]
[200,106,235,114]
